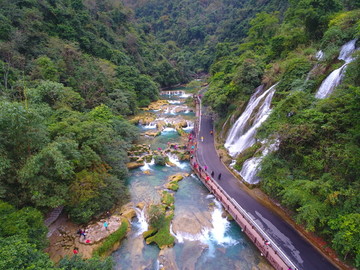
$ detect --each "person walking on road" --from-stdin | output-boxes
[211,171,214,177]
[218,173,222,180]
[201,136,204,142]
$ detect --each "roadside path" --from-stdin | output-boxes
[195,105,338,270]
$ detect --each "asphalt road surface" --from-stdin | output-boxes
[195,112,339,270]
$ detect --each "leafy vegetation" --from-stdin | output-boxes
[0,0,359,268]
[58,255,113,270]
[202,2,360,266]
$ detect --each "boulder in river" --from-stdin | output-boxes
[127,162,145,170]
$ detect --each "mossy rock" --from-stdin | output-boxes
[127,162,144,170]
[166,182,179,191]
[168,174,183,182]
[176,127,186,136]
[154,155,169,166]
[145,216,175,249]
[143,228,158,239]
[145,131,161,137]
[161,191,175,206]
[180,154,190,161]
[129,156,139,162]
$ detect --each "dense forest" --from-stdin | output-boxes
[0,0,186,268]
[0,0,359,268]
[123,0,289,72]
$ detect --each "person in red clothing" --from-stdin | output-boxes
[73,247,79,254]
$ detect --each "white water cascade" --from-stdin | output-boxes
[315,39,358,99]
[170,199,237,251]
[166,153,187,169]
[143,122,157,129]
[134,207,149,236]
[141,158,155,171]
[239,139,280,184]
[183,121,194,131]
[225,84,277,157]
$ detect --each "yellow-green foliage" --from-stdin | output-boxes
[93,218,129,257]
[329,10,360,30]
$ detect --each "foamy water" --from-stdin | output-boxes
[134,207,149,236]
[167,154,188,169]
[141,159,155,171]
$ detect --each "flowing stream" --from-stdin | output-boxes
[112,86,271,269]
[315,39,358,99]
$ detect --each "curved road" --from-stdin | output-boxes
[195,111,339,270]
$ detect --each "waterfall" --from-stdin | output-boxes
[225,84,277,157]
[168,100,181,104]
[183,121,194,131]
[315,39,358,99]
[316,50,324,60]
[161,127,176,133]
[239,139,280,185]
[143,122,157,129]
[141,159,155,171]
[134,207,149,236]
[166,153,187,169]
[170,199,236,249]
[209,200,237,246]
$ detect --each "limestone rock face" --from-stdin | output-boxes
[172,209,212,236]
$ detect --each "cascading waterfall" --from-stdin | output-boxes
[170,198,237,252]
[315,39,358,99]
[162,127,176,133]
[166,153,187,169]
[183,121,194,131]
[225,84,277,157]
[168,100,182,104]
[239,139,280,184]
[134,207,149,236]
[141,159,155,171]
[143,122,157,129]
[316,50,324,60]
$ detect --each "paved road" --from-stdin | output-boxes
[196,112,338,270]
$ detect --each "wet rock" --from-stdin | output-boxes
[166,161,176,167]
[143,100,169,111]
[127,162,145,169]
[137,202,145,210]
[122,208,136,221]
[172,209,212,235]
[179,241,207,270]
[159,248,178,270]
[168,174,184,182]
[144,131,161,137]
